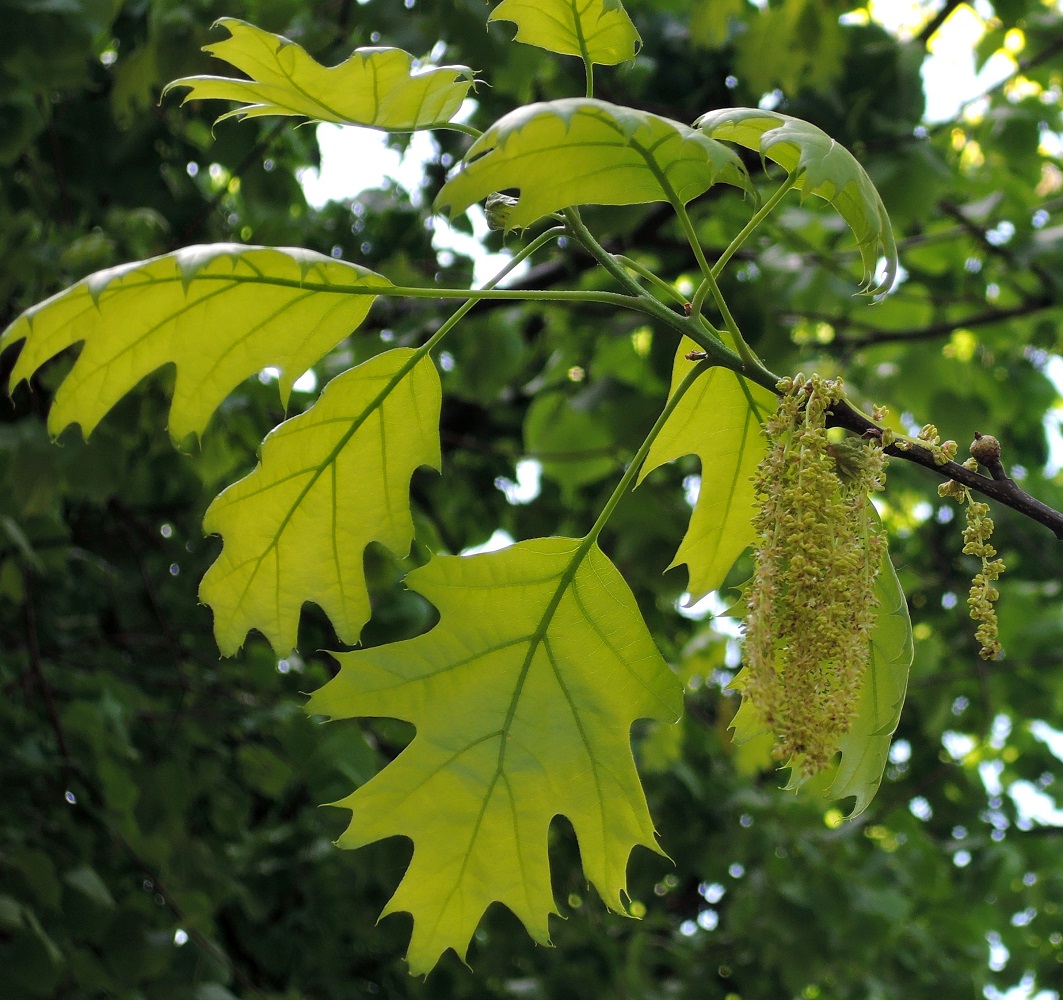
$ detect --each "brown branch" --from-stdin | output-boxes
[128,859,271,998]
[22,571,74,778]
[173,119,289,249]
[937,198,1056,298]
[69,780,273,999]
[809,296,1056,348]
[826,398,1063,540]
[917,0,965,45]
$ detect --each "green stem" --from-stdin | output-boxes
[614,255,690,308]
[711,169,797,277]
[570,0,594,97]
[689,278,711,320]
[561,206,757,374]
[439,122,482,139]
[674,200,771,378]
[188,271,646,308]
[530,361,711,648]
[562,208,649,300]
[698,264,767,375]
[584,359,710,547]
[672,199,714,280]
[418,227,566,354]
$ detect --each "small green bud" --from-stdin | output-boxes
[484,192,519,231]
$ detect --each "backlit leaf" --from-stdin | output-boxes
[436,98,752,228]
[165,18,474,129]
[200,349,440,656]
[307,537,682,974]
[638,340,774,601]
[696,108,898,293]
[1,245,389,441]
[489,0,640,65]
[827,541,913,816]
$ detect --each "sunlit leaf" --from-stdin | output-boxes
[827,541,913,816]
[436,98,752,228]
[200,349,440,656]
[1,245,389,441]
[638,339,774,601]
[307,537,682,974]
[165,17,474,129]
[696,107,898,293]
[489,0,640,65]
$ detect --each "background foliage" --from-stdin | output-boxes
[2,0,1063,997]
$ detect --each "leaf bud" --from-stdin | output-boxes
[970,432,1001,466]
[484,192,519,231]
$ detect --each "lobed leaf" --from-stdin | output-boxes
[638,340,774,601]
[826,540,913,815]
[696,107,898,293]
[165,17,474,129]
[200,349,441,656]
[1,245,390,442]
[307,537,682,974]
[489,0,640,65]
[435,98,752,228]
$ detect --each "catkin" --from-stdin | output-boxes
[743,375,887,774]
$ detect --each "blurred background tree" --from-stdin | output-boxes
[1,1,1062,997]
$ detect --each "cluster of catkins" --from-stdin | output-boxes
[742,374,888,775]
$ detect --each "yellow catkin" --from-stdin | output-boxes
[743,375,887,775]
[939,478,1005,659]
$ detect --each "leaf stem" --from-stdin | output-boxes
[672,199,714,279]
[674,200,770,377]
[440,122,482,139]
[614,255,690,308]
[711,169,797,277]
[416,227,566,354]
[562,208,649,299]
[570,0,595,97]
[559,206,778,384]
[584,359,710,547]
[621,141,771,378]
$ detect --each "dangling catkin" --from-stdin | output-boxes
[743,374,887,774]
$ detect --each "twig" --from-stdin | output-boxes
[22,571,74,780]
[827,398,1063,540]
[173,119,289,249]
[820,297,1055,348]
[73,785,273,999]
[938,198,1055,299]
[916,0,965,44]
